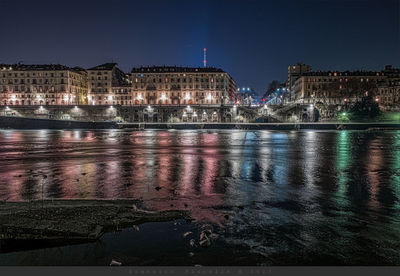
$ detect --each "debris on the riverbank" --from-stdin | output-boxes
[198,226,216,248]
[199,236,211,247]
[210,233,219,240]
[183,231,192,238]
[199,235,211,248]
[110,259,122,266]
[132,225,140,232]
[189,239,196,247]
[0,199,192,241]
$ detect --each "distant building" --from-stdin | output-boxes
[237,87,258,105]
[292,70,387,105]
[264,83,287,105]
[376,65,400,110]
[1,62,237,107]
[130,66,237,105]
[0,64,87,106]
[87,63,131,106]
[286,62,311,100]
[287,63,400,109]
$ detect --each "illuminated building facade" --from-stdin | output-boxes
[87,63,131,106]
[130,66,237,106]
[376,66,400,110]
[292,70,387,105]
[0,64,87,106]
[0,63,237,107]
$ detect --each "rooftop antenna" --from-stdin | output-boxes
[203,48,207,68]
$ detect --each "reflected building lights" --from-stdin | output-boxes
[335,131,351,207]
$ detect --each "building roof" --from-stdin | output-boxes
[87,63,118,71]
[0,63,77,71]
[300,70,383,77]
[131,66,225,74]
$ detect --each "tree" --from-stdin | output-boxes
[349,96,381,120]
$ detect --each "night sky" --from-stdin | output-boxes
[0,0,399,94]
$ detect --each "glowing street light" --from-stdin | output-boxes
[184,93,191,101]
[206,93,213,101]
[160,93,167,101]
[137,94,143,101]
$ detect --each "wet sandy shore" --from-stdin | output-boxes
[0,199,191,240]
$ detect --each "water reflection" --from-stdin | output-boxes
[1,129,400,264]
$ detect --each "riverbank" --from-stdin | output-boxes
[1,115,400,130]
[0,116,117,129]
[119,122,400,130]
[0,199,191,241]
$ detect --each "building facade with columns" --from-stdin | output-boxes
[0,64,87,106]
[130,66,237,106]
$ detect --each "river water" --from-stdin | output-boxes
[0,129,400,265]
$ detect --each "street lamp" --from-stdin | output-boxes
[160,93,167,105]
[206,93,213,106]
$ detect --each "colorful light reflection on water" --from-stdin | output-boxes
[1,129,400,265]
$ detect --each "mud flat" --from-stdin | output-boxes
[0,199,191,241]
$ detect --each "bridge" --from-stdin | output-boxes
[1,104,281,123]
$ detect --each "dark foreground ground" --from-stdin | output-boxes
[0,199,190,240]
[0,199,266,266]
